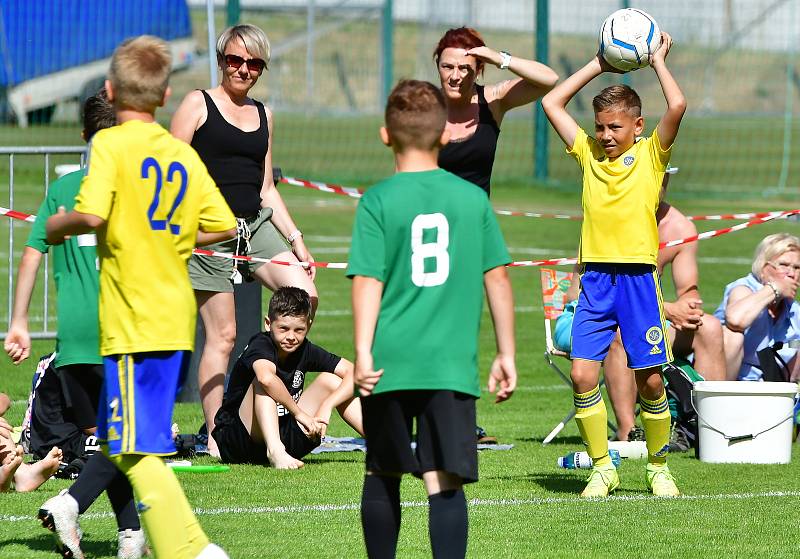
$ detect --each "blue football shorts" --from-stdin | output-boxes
[571,263,671,369]
[97,351,189,456]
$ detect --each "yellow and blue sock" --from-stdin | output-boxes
[574,386,612,467]
[114,454,209,559]
[640,391,671,464]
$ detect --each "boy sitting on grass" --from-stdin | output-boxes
[541,32,686,498]
[212,286,362,469]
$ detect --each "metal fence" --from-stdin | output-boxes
[0,147,86,340]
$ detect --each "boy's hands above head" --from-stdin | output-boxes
[596,52,626,75]
[650,32,673,67]
[354,354,383,397]
[488,353,517,403]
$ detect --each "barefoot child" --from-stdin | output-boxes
[213,287,362,469]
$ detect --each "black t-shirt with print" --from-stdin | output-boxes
[214,331,341,427]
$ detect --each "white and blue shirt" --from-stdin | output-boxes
[714,273,800,381]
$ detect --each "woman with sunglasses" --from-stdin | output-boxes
[171,24,317,457]
[714,233,800,381]
[434,27,558,197]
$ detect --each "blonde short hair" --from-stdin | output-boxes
[216,24,271,70]
[108,35,171,113]
[752,233,800,281]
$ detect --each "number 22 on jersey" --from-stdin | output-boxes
[411,213,449,287]
[141,157,188,234]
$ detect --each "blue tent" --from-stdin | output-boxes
[0,0,192,87]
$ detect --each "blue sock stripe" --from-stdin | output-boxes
[640,397,669,414]
[574,391,602,408]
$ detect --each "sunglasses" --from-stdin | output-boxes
[224,54,266,73]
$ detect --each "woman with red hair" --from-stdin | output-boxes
[435,27,558,196]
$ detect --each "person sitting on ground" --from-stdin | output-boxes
[714,233,800,381]
[0,393,63,493]
[212,286,362,469]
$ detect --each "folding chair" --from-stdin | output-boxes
[540,268,616,444]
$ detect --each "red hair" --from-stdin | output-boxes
[433,27,486,74]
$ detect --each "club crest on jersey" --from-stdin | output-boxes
[645,326,663,345]
[623,155,635,166]
[292,370,303,389]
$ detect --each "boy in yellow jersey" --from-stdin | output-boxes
[46,36,237,558]
[541,33,686,498]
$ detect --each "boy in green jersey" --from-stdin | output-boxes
[348,79,517,559]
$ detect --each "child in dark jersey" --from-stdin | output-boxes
[213,287,362,469]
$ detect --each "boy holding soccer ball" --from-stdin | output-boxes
[541,31,686,498]
[349,79,517,558]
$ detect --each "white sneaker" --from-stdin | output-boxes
[117,528,149,559]
[195,543,229,559]
[38,489,83,559]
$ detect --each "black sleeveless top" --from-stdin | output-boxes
[191,90,269,217]
[438,85,500,196]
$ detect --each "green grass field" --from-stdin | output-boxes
[1,181,800,558]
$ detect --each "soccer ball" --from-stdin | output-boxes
[599,8,661,72]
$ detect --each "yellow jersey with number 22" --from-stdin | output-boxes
[75,120,236,356]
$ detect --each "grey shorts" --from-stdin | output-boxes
[189,209,288,293]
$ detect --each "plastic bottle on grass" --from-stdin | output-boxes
[557,449,621,469]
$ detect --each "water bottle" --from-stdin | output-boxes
[557,449,621,469]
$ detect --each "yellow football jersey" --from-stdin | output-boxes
[568,127,671,265]
[75,120,236,355]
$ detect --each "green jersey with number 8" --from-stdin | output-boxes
[347,169,510,396]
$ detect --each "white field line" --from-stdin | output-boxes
[4,490,800,523]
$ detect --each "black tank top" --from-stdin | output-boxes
[438,85,500,196]
[191,90,268,217]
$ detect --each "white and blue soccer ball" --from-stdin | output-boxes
[599,8,661,72]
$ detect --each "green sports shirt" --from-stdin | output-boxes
[347,169,511,397]
[27,169,101,367]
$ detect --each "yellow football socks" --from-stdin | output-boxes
[114,454,209,559]
[640,391,671,464]
[574,386,612,467]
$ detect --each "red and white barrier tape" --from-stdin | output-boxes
[193,248,347,269]
[279,175,794,222]
[279,176,363,199]
[502,209,800,268]
[0,207,36,223]
[3,207,798,270]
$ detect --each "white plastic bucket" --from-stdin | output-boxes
[692,381,798,464]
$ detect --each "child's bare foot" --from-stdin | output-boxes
[268,450,304,470]
[0,445,23,491]
[207,434,221,459]
[14,446,62,492]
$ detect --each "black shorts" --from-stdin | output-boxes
[212,414,320,465]
[58,364,104,430]
[362,390,478,484]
